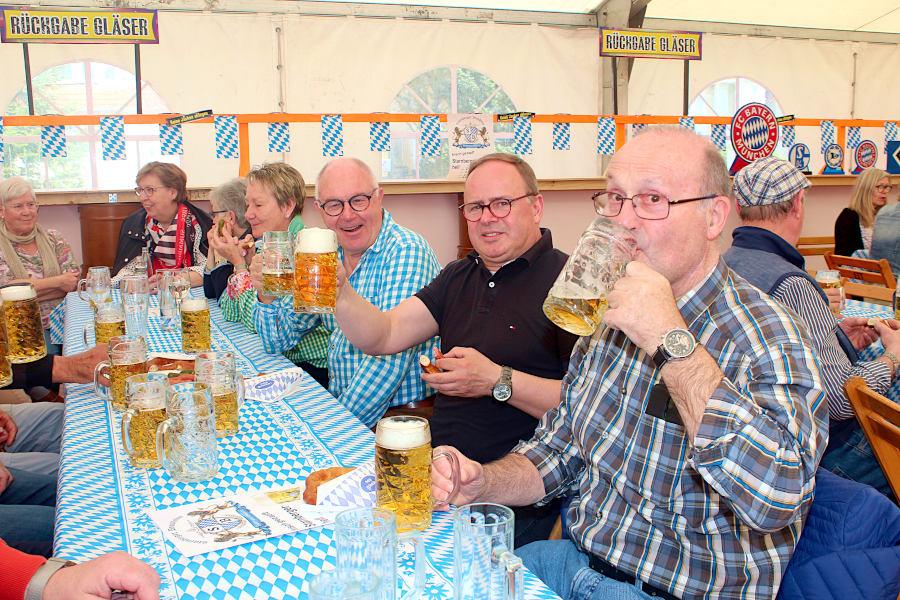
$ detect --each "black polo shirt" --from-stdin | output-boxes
[416,229,578,464]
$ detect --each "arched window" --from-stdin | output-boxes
[382,66,516,180]
[3,61,172,190]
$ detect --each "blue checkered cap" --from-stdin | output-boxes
[733,156,810,207]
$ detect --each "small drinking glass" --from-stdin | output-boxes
[815,269,844,315]
[122,274,150,339]
[309,569,382,600]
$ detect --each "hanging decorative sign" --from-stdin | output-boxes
[886,141,900,174]
[596,117,616,155]
[419,115,441,158]
[780,125,796,148]
[267,122,290,153]
[599,28,702,60]
[166,110,211,126]
[214,115,239,159]
[40,125,66,157]
[847,126,861,150]
[0,7,159,44]
[552,122,571,151]
[729,102,779,175]
[852,140,877,174]
[100,116,126,161]
[819,120,835,154]
[497,112,535,122]
[885,122,898,154]
[710,124,727,152]
[321,115,344,158]
[369,121,390,152]
[821,143,844,175]
[788,143,812,175]
[447,113,495,179]
[158,124,183,156]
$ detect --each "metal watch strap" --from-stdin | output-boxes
[24,557,74,600]
[883,350,900,375]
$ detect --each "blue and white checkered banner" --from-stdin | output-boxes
[369,121,390,152]
[321,115,344,157]
[419,115,441,157]
[214,115,239,159]
[0,116,4,163]
[100,116,126,161]
[552,122,571,151]
[847,126,861,150]
[711,124,728,152]
[596,117,615,155]
[158,124,183,156]
[820,120,835,154]
[513,116,533,155]
[41,125,67,158]
[885,121,898,152]
[780,125,795,148]
[679,116,694,130]
[267,122,291,153]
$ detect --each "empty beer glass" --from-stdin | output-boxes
[156,381,218,482]
[374,416,460,533]
[158,268,190,331]
[542,216,636,336]
[262,230,294,297]
[0,299,13,388]
[180,296,211,353]
[454,503,523,600]
[77,265,112,311]
[815,269,844,315]
[94,334,148,410]
[122,274,150,339]
[0,283,47,363]
[121,373,168,468]
[195,351,243,437]
[293,227,338,313]
[85,302,126,346]
[309,569,382,600]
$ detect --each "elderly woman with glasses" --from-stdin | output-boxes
[835,167,892,257]
[202,177,250,300]
[112,161,212,289]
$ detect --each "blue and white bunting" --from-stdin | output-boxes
[41,125,67,158]
[267,122,291,153]
[100,116,126,161]
[679,116,694,131]
[369,121,390,152]
[820,120,835,154]
[512,116,533,155]
[885,121,898,153]
[158,124,183,156]
[321,115,344,157]
[780,125,795,148]
[552,122,571,151]
[596,117,615,155]
[847,126,861,150]
[214,115,239,159]
[419,115,441,157]
[711,124,728,152]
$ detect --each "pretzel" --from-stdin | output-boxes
[419,355,441,374]
[303,466,354,504]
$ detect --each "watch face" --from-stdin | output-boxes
[493,384,512,402]
[664,329,695,359]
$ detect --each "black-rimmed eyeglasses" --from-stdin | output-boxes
[591,191,717,220]
[458,193,533,222]
[317,189,377,217]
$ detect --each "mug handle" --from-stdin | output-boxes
[494,547,524,600]
[93,361,111,399]
[156,418,174,473]
[83,323,93,348]
[77,279,89,303]
[121,408,137,459]
[432,449,461,505]
[397,531,425,600]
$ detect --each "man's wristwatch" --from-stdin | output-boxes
[652,328,697,368]
[24,557,75,600]
[492,366,513,402]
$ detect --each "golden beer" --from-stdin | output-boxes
[815,270,844,315]
[293,227,339,314]
[213,390,239,437]
[262,271,294,297]
[181,298,211,353]
[95,315,126,344]
[1,284,47,363]
[122,399,167,468]
[0,305,13,388]
[542,295,607,337]
[375,416,434,532]
[109,361,149,409]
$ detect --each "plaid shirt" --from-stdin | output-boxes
[516,260,827,599]
[253,210,440,427]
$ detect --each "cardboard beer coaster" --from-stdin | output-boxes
[243,368,307,403]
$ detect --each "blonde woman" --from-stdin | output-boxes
[835,167,890,256]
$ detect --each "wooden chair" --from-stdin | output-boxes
[824,252,896,302]
[845,377,900,500]
[797,235,835,257]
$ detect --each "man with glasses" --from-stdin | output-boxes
[251,158,440,428]
[432,128,827,600]
[334,152,578,545]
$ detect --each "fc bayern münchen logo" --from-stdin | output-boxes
[855,140,877,171]
[729,102,779,174]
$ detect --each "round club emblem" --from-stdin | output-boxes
[856,140,877,169]
[789,143,811,171]
[824,143,844,168]
[731,103,779,162]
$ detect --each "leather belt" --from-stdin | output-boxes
[588,555,679,600]
[396,397,434,410]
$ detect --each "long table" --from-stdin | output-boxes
[842,299,899,402]
[54,291,560,600]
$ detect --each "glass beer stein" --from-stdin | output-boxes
[85,302,126,346]
[0,299,13,387]
[293,227,338,314]
[454,503,523,600]
[374,416,460,533]
[815,269,844,315]
[180,296,211,353]
[195,351,243,437]
[77,265,112,310]
[121,274,150,339]
[262,230,294,297]
[158,268,190,331]
[542,216,636,336]
[0,283,47,363]
[121,373,168,468]
[94,334,148,410]
[156,381,219,482]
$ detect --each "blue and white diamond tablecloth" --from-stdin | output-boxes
[55,290,560,600]
[842,299,899,403]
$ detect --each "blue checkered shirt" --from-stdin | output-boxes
[253,210,440,427]
[516,260,828,599]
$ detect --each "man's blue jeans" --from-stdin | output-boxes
[0,467,56,557]
[518,540,655,600]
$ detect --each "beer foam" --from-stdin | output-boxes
[0,284,36,301]
[376,417,431,450]
[181,297,208,312]
[295,227,337,253]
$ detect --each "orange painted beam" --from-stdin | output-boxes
[238,122,250,177]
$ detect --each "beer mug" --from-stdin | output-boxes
[122,274,150,339]
[542,216,636,336]
[195,351,243,437]
[454,503,523,600]
[121,373,168,468]
[334,507,423,600]
[261,230,294,297]
[156,381,219,482]
[181,296,211,353]
[374,416,460,533]
[0,283,47,363]
[158,268,190,331]
[815,270,844,315]
[94,334,148,409]
[293,227,338,314]
[85,302,126,346]
[309,569,382,600]
[0,299,13,388]
[77,265,112,310]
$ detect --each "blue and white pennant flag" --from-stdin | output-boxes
[419,116,441,157]
[710,124,728,152]
[820,120,835,154]
[214,115,239,159]
[100,116,126,160]
[321,115,344,157]
[885,121,897,153]
[158,124,183,156]
[679,117,694,131]
[41,125,66,157]
[781,125,795,148]
[847,126,861,150]
[369,121,390,152]
[512,116,533,155]
[552,122,571,151]
[596,117,615,155]
[267,122,291,153]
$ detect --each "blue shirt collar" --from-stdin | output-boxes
[731,226,806,270]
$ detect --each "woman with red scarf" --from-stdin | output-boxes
[112,162,212,290]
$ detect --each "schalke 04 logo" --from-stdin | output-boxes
[729,102,779,174]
